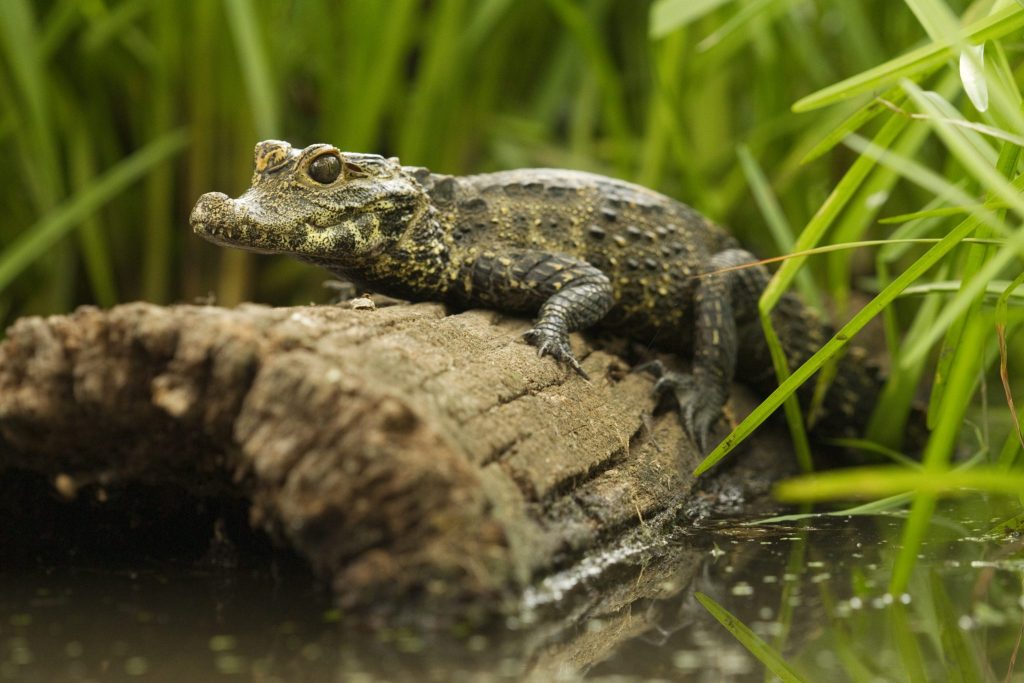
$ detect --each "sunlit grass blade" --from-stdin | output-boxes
[799,92,897,165]
[775,463,1024,501]
[792,4,1024,112]
[752,493,913,524]
[902,0,959,40]
[880,204,994,223]
[648,0,734,38]
[0,131,188,294]
[901,279,1024,303]
[694,592,808,682]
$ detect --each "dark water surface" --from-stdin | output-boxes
[2,503,1022,682]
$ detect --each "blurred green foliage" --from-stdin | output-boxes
[0,0,956,318]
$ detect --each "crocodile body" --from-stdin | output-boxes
[190,140,880,449]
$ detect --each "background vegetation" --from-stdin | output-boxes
[0,0,975,313]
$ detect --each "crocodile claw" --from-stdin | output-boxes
[523,328,590,380]
[648,369,721,452]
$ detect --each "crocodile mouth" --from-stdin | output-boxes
[190,191,281,254]
[191,220,280,254]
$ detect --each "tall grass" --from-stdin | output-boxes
[0,0,948,316]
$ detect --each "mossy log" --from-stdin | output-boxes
[0,300,794,619]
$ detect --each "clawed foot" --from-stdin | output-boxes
[636,362,723,452]
[523,327,589,380]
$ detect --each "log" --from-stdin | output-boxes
[0,300,795,620]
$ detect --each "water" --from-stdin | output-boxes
[2,502,1022,681]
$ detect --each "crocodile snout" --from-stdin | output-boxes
[190,192,231,235]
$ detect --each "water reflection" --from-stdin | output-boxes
[2,504,1022,681]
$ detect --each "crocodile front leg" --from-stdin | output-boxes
[459,250,614,379]
[653,248,770,451]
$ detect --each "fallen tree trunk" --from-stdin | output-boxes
[0,300,794,619]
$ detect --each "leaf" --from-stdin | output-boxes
[960,42,988,112]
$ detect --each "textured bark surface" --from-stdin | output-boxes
[0,301,794,618]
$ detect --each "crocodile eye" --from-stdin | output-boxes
[308,154,341,184]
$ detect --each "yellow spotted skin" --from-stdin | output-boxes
[190,140,882,450]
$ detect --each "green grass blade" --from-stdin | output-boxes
[67,119,118,308]
[759,308,813,472]
[694,592,808,683]
[901,279,1024,302]
[649,0,734,38]
[880,204,993,223]
[890,603,929,683]
[894,314,991,594]
[546,0,631,169]
[995,272,1024,457]
[792,4,1024,112]
[0,130,188,294]
[80,0,154,53]
[737,145,820,307]
[760,111,913,317]
[753,493,913,524]
[0,0,62,209]
[901,0,960,40]
[775,463,1024,501]
[799,91,899,165]
[930,572,985,682]
[222,0,279,136]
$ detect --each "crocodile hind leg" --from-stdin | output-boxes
[652,248,770,451]
[459,250,615,378]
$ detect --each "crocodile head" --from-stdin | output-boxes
[190,140,429,266]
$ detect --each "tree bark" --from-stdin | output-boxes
[0,300,794,618]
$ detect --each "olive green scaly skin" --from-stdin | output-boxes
[190,140,881,450]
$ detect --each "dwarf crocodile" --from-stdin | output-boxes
[190,140,881,450]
